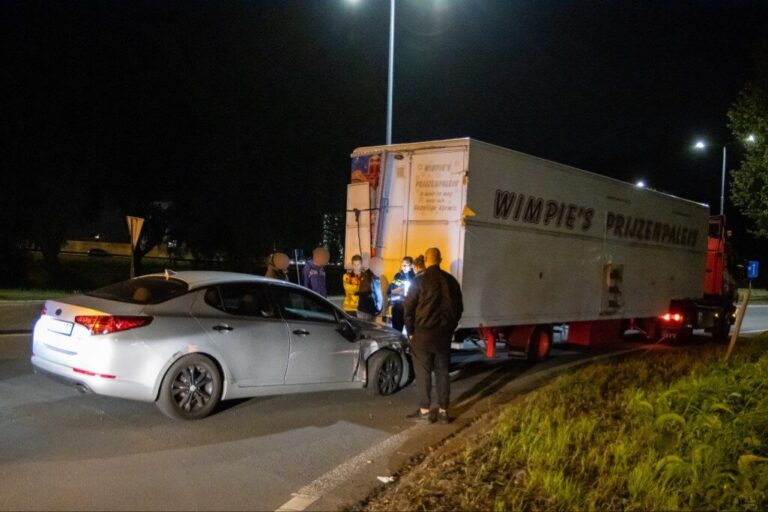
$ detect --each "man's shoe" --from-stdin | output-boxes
[406,409,434,423]
[436,410,452,424]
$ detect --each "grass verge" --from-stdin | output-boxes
[363,337,768,511]
[741,288,768,303]
[0,288,70,300]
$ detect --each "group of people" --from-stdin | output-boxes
[342,254,424,329]
[264,246,464,425]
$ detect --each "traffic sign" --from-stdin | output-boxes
[747,260,759,280]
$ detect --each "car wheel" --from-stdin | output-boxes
[367,350,403,396]
[156,354,222,420]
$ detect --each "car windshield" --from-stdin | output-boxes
[86,277,189,305]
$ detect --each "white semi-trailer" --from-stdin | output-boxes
[344,138,733,359]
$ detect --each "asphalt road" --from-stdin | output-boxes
[1,303,766,511]
[738,303,768,334]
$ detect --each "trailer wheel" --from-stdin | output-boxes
[528,326,552,362]
[711,316,730,343]
[673,326,694,344]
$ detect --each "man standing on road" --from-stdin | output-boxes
[404,247,463,424]
[302,247,330,297]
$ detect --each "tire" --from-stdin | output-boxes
[674,326,694,344]
[156,354,223,420]
[528,326,552,362]
[366,350,403,396]
[711,317,730,343]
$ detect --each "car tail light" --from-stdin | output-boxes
[41,305,47,316]
[74,315,153,335]
[661,312,683,323]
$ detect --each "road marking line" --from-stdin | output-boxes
[739,329,767,334]
[276,494,319,512]
[274,347,650,512]
[274,425,421,512]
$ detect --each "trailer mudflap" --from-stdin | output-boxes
[569,320,623,346]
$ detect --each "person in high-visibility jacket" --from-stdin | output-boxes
[342,254,363,316]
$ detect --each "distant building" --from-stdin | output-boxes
[321,212,344,264]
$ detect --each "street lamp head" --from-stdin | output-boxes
[694,140,706,150]
[636,180,646,188]
[746,133,756,143]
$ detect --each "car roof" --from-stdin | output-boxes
[140,271,295,290]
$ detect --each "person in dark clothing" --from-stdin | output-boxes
[265,252,290,281]
[357,257,383,322]
[387,256,415,333]
[413,254,426,275]
[404,247,463,424]
[302,247,330,297]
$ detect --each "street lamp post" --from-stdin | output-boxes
[349,0,396,145]
[386,0,394,145]
[693,136,754,215]
[694,135,757,216]
[719,145,726,216]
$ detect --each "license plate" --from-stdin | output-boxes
[47,318,74,336]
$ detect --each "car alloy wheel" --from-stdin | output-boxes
[367,350,403,396]
[156,354,222,420]
[172,364,215,412]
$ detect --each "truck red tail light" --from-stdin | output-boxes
[74,315,153,335]
[661,313,683,323]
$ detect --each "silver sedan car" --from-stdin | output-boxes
[31,271,410,420]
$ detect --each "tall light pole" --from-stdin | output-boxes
[694,135,757,216]
[348,0,396,145]
[386,0,395,145]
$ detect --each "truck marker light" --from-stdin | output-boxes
[661,313,683,322]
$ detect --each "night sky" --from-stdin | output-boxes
[2,0,768,259]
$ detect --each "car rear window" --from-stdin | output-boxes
[86,277,189,305]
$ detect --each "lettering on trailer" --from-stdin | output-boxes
[493,189,595,231]
[412,162,461,219]
[605,212,698,247]
[493,189,701,248]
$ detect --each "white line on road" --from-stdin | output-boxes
[274,425,423,511]
[275,346,648,512]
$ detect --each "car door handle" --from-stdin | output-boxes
[292,329,310,337]
[213,324,234,332]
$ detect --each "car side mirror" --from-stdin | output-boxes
[337,318,358,342]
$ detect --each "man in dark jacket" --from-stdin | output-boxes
[404,247,463,424]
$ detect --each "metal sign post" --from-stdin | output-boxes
[126,216,145,278]
[726,260,758,361]
[747,260,759,290]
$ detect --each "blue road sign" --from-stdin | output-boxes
[747,260,759,280]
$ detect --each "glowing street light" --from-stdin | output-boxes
[635,180,646,188]
[693,135,757,216]
[693,140,727,216]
